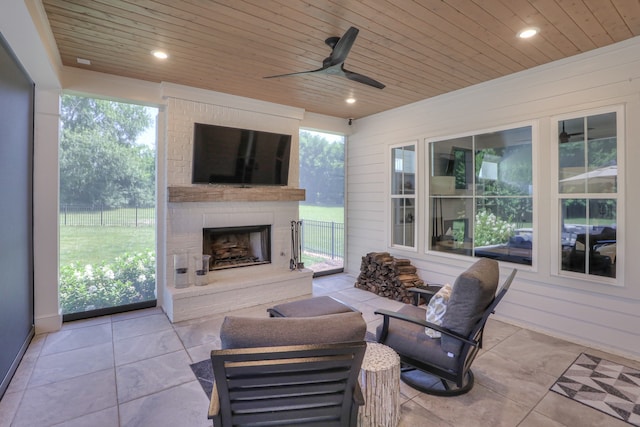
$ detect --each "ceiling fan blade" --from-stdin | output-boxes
[324,27,359,67]
[263,67,323,79]
[343,68,386,89]
[559,121,585,142]
[263,26,384,89]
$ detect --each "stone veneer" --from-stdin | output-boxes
[162,93,312,322]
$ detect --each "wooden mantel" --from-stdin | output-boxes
[168,185,305,203]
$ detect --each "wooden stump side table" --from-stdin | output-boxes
[358,342,401,427]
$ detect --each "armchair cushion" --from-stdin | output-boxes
[441,258,499,354]
[220,311,367,349]
[425,283,452,338]
[268,295,357,317]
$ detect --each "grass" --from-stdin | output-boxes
[59,208,156,314]
[299,204,344,223]
[60,226,155,266]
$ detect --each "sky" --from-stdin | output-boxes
[135,107,159,148]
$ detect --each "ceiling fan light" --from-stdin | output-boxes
[518,27,539,39]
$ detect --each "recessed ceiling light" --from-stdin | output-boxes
[76,58,91,65]
[151,50,169,59]
[518,27,539,39]
[346,97,356,104]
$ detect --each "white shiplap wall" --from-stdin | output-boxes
[347,36,640,360]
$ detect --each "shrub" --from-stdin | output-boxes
[60,251,156,314]
[474,209,516,247]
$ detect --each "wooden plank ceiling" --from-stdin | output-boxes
[42,0,640,119]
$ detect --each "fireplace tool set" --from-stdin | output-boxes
[290,220,304,270]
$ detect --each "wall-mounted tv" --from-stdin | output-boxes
[192,123,292,186]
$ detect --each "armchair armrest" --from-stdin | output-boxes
[349,382,365,426]
[406,285,442,305]
[353,382,365,407]
[374,308,478,347]
[208,382,221,423]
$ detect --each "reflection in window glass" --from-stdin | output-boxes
[430,136,473,196]
[391,145,416,248]
[476,128,533,197]
[430,197,473,255]
[474,198,533,265]
[392,146,415,195]
[561,199,616,278]
[559,112,616,194]
[392,198,415,247]
[558,111,618,279]
[428,126,533,265]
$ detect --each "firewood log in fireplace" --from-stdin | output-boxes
[211,234,251,261]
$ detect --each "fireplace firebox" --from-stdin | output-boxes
[203,225,271,270]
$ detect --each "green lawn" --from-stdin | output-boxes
[299,205,344,223]
[60,226,155,266]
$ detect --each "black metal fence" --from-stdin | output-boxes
[59,204,155,227]
[59,207,341,258]
[300,219,344,260]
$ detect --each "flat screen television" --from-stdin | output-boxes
[192,123,292,186]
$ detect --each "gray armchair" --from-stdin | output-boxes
[208,312,367,426]
[375,258,516,396]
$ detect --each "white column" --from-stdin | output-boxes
[33,88,62,333]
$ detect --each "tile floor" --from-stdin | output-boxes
[1,273,638,427]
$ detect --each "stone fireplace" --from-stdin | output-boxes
[203,225,271,270]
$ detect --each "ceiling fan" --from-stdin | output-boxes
[559,121,584,143]
[264,26,385,89]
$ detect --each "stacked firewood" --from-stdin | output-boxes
[354,252,425,303]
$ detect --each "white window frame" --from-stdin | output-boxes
[424,122,536,268]
[551,105,624,286]
[389,142,418,251]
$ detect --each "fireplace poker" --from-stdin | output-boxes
[290,220,304,270]
[290,220,296,270]
[296,220,304,270]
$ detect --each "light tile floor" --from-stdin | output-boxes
[1,273,638,426]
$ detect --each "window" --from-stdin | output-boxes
[428,126,533,265]
[391,144,416,248]
[298,130,345,275]
[557,109,620,280]
[59,95,157,320]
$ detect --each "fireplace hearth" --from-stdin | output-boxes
[203,225,271,270]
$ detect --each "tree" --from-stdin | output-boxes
[299,131,344,205]
[59,95,155,208]
[61,96,150,145]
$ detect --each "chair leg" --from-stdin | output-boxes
[400,369,475,396]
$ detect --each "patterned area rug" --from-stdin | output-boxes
[551,353,640,426]
[190,359,214,398]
